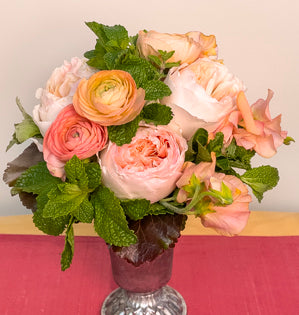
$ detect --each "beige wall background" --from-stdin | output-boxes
[1,0,298,216]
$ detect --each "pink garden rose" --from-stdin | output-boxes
[33,57,95,135]
[100,125,188,203]
[176,153,251,235]
[137,30,217,65]
[43,104,108,178]
[163,58,245,140]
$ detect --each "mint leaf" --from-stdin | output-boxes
[112,214,187,266]
[108,115,141,146]
[140,103,173,126]
[92,186,137,246]
[84,162,101,190]
[7,98,42,151]
[64,156,89,190]
[148,203,174,215]
[143,80,172,101]
[148,55,163,67]
[33,208,69,236]
[102,24,129,50]
[185,128,209,162]
[73,197,94,223]
[12,161,62,195]
[42,183,87,218]
[121,199,150,220]
[61,217,75,271]
[207,132,224,156]
[158,50,175,62]
[241,165,279,202]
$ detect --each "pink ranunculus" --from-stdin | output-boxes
[163,58,245,140]
[43,104,108,178]
[100,125,188,203]
[234,90,288,158]
[137,30,217,65]
[176,153,251,235]
[33,57,96,136]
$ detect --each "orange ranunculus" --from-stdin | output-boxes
[137,30,217,65]
[73,70,145,126]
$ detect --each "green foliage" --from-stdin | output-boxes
[121,199,151,220]
[241,166,279,202]
[140,103,173,126]
[60,217,75,271]
[6,98,42,151]
[283,136,295,145]
[108,115,141,146]
[84,22,174,101]
[92,186,137,246]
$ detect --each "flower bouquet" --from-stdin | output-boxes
[3,22,293,313]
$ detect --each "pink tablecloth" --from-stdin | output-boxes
[0,234,299,315]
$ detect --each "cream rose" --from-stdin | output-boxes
[73,70,145,126]
[137,30,217,64]
[100,125,187,203]
[33,57,95,136]
[162,58,245,139]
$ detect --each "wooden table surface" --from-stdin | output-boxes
[0,211,299,236]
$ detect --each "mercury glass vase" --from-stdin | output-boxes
[101,247,187,315]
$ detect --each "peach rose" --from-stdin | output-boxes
[33,57,95,136]
[73,70,145,126]
[176,153,251,235]
[43,104,108,178]
[163,58,245,140]
[100,125,187,203]
[137,30,217,64]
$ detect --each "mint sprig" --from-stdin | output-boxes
[92,186,137,246]
[61,216,75,271]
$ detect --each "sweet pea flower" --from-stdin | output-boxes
[73,70,145,126]
[137,30,217,64]
[234,90,287,158]
[43,104,108,178]
[175,153,251,235]
[163,58,245,140]
[33,57,96,136]
[100,125,187,203]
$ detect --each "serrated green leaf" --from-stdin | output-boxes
[148,55,163,67]
[121,199,150,220]
[73,197,94,223]
[104,50,126,69]
[85,22,108,43]
[148,203,174,215]
[84,162,101,190]
[185,128,209,161]
[33,207,69,236]
[143,80,172,101]
[102,24,129,50]
[108,115,141,146]
[64,156,88,190]
[43,183,87,218]
[241,166,279,202]
[12,161,62,195]
[140,103,173,125]
[207,132,224,156]
[158,50,175,62]
[165,62,180,69]
[60,218,75,271]
[92,186,137,246]
[118,55,159,87]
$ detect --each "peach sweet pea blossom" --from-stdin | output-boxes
[234,90,287,158]
[137,30,217,65]
[73,70,145,126]
[100,125,187,203]
[43,104,108,178]
[163,58,245,140]
[212,90,287,158]
[33,57,95,135]
[176,153,251,235]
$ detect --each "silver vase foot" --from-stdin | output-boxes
[101,285,187,315]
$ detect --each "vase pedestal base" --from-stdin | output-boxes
[101,285,187,315]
